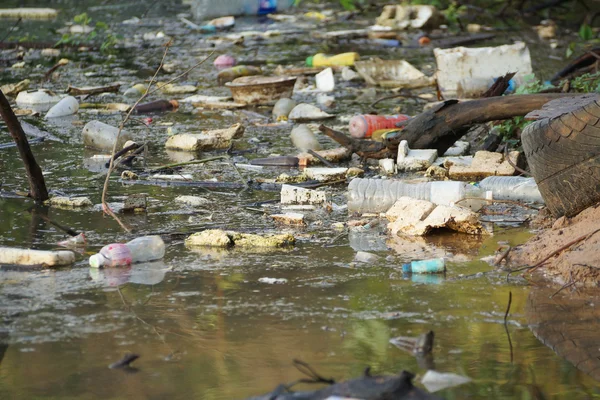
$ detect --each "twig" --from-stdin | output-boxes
[150,156,227,172]
[507,226,600,280]
[455,197,540,210]
[0,17,21,44]
[307,149,335,167]
[493,245,512,266]
[503,291,513,363]
[504,145,530,176]
[147,50,215,96]
[550,271,577,298]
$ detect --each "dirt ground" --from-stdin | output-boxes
[510,204,600,286]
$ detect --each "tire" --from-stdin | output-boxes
[522,95,600,217]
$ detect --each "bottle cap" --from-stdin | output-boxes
[89,253,105,268]
[305,56,314,67]
[402,263,411,273]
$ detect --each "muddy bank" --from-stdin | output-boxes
[510,205,600,285]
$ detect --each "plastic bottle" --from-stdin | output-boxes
[89,236,165,268]
[82,120,133,152]
[402,258,446,274]
[134,100,179,114]
[349,114,411,139]
[290,125,321,152]
[45,96,79,118]
[306,52,360,68]
[217,65,262,85]
[272,98,296,121]
[478,176,544,203]
[214,54,237,69]
[347,178,488,214]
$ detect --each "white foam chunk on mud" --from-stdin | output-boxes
[165,123,244,151]
[0,246,75,267]
[0,8,58,19]
[421,370,472,392]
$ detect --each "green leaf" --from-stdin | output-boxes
[565,42,575,58]
[95,21,108,30]
[579,24,593,41]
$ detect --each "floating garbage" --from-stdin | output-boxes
[478,176,544,203]
[190,0,295,19]
[306,52,359,67]
[158,83,197,95]
[185,229,295,248]
[421,370,472,392]
[89,236,165,268]
[271,212,305,225]
[376,4,442,29]
[290,124,321,152]
[315,67,335,92]
[0,8,58,19]
[1,79,30,96]
[258,277,288,284]
[124,83,147,97]
[175,195,211,207]
[82,120,133,151]
[16,89,61,106]
[213,54,236,69]
[272,98,297,121]
[396,140,438,172]
[0,246,75,267]
[133,99,179,114]
[355,58,435,89]
[45,96,79,118]
[349,114,410,139]
[225,75,297,105]
[45,196,92,208]
[165,123,245,151]
[402,258,445,274]
[448,150,522,180]
[288,103,334,122]
[217,65,262,85]
[434,42,533,99]
[280,184,328,205]
[348,178,490,214]
[386,197,488,236]
[57,233,86,249]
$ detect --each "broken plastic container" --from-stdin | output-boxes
[478,176,544,203]
[89,236,165,268]
[306,52,359,67]
[347,178,488,214]
[402,258,445,274]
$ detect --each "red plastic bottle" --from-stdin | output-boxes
[349,114,410,139]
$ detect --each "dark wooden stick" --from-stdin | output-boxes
[0,89,48,202]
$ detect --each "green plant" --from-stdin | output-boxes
[514,74,554,94]
[55,12,121,53]
[442,2,467,28]
[294,0,360,10]
[579,23,593,41]
[567,72,600,93]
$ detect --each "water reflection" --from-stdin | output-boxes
[89,261,171,286]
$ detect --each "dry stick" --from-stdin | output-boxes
[0,17,21,44]
[507,226,600,280]
[503,291,514,363]
[147,50,215,96]
[493,245,512,266]
[0,89,49,202]
[504,145,530,176]
[307,149,335,167]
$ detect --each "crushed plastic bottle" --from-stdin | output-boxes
[89,236,165,268]
[347,178,488,214]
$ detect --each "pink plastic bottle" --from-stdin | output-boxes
[349,114,411,139]
[89,243,132,268]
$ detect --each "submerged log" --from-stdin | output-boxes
[384,93,582,155]
[0,89,48,202]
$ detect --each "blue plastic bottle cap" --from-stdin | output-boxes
[402,264,411,273]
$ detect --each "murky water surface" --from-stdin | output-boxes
[1,2,598,399]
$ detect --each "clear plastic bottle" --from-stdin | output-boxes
[272,98,296,121]
[82,120,132,152]
[347,178,487,214]
[478,176,544,203]
[89,236,165,268]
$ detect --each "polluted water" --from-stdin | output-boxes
[0,1,596,400]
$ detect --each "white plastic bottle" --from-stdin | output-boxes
[290,125,321,152]
[82,120,133,151]
[89,236,165,268]
[478,176,544,203]
[347,178,488,214]
[45,96,79,118]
